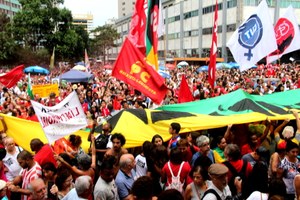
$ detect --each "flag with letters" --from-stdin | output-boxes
[267,5,300,63]
[128,0,147,54]
[227,0,277,71]
[112,38,167,104]
[208,0,218,89]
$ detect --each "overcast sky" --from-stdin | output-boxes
[63,0,118,27]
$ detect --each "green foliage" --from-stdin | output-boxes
[90,24,119,63]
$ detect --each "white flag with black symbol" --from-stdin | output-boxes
[227,0,277,71]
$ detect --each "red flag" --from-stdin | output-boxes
[128,0,147,54]
[112,38,167,104]
[0,65,24,88]
[178,75,194,103]
[208,0,218,89]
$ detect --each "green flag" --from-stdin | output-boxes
[27,74,34,100]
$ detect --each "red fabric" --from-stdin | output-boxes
[101,107,110,117]
[208,1,218,89]
[241,138,261,156]
[162,161,192,186]
[113,97,121,110]
[178,75,194,103]
[225,160,252,181]
[112,38,168,104]
[81,102,89,113]
[27,114,39,122]
[127,0,147,54]
[0,65,24,88]
[34,145,57,167]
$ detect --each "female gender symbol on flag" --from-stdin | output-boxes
[238,14,263,61]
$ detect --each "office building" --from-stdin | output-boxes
[0,0,21,18]
[109,0,300,63]
[72,13,94,33]
[118,0,135,17]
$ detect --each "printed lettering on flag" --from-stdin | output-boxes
[227,0,277,71]
[31,91,87,144]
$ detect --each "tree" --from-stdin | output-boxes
[91,24,119,64]
[0,13,17,65]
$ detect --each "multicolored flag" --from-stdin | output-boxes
[0,65,24,88]
[178,75,194,103]
[85,49,91,73]
[146,0,161,70]
[267,5,300,63]
[208,0,218,89]
[112,38,168,104]
[128,0,147,54]
[49,47,55,70]
[227,0,277,71]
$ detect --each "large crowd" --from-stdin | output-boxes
[0,62,298,200]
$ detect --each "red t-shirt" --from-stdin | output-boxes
[225,160,252,181]
[162,161,192,186]
[34,145,57,167]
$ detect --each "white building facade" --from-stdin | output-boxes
[109,0,300,62]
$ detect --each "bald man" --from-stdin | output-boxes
[28,178,47,200]
[115,153,136,200]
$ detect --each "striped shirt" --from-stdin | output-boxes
[21,162,42,200]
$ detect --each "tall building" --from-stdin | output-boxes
[118,0,135,17]
[72,13,94,33]
[110,0,300,63]
[0,0,21,18]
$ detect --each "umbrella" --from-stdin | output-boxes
[73,65,86,71]
[177,61,189,67]
[228,62,240,69]
[196,66,208,72]
[24,66,49,74]
[216,62,232,69]
[94,109,199,147]
[158,70,171,79]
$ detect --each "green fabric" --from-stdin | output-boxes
[27,75,34,100]
[157,89,300,117]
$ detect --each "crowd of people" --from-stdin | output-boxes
[0,61,298,199]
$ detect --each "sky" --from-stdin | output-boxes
[63,0,118,27]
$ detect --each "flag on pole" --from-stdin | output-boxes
[128,0,147,54]
[112,38,167,104]
[31,91,87,144]
[0,65,24,88]
[85,49,91,73]
[146,0,161,70]
[267,5,300,63]
[178,75,194,103]
[27,74,34,100]
[49,47,55,70]
[208,0,218,89]
[227,0,277,71]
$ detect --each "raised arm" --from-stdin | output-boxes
[224,124,233,143]
[260,118,271,143]
[274,118,290,138]
[292,110,300,133]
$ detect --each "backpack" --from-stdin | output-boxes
[201,189,222,200]
[165,161,185,193]
[223,160,249,198]
[95,134,110,150]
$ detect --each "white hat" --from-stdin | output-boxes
[0,180,6,190]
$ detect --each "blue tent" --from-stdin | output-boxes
[60,69,93,83]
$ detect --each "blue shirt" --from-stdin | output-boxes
[115,169,136,199]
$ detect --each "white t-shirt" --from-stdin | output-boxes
[202,182,231,200]
[3,146,22,181]
[135,154,147,178]
[246,191,268,200]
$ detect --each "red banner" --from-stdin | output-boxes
[112,38,167,104]
[208,0,218,89]
[0,65,24,88]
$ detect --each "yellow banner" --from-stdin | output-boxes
[1,114,90,153]
[32,84,59,98]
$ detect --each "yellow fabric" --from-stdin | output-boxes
[213,150,226,164]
